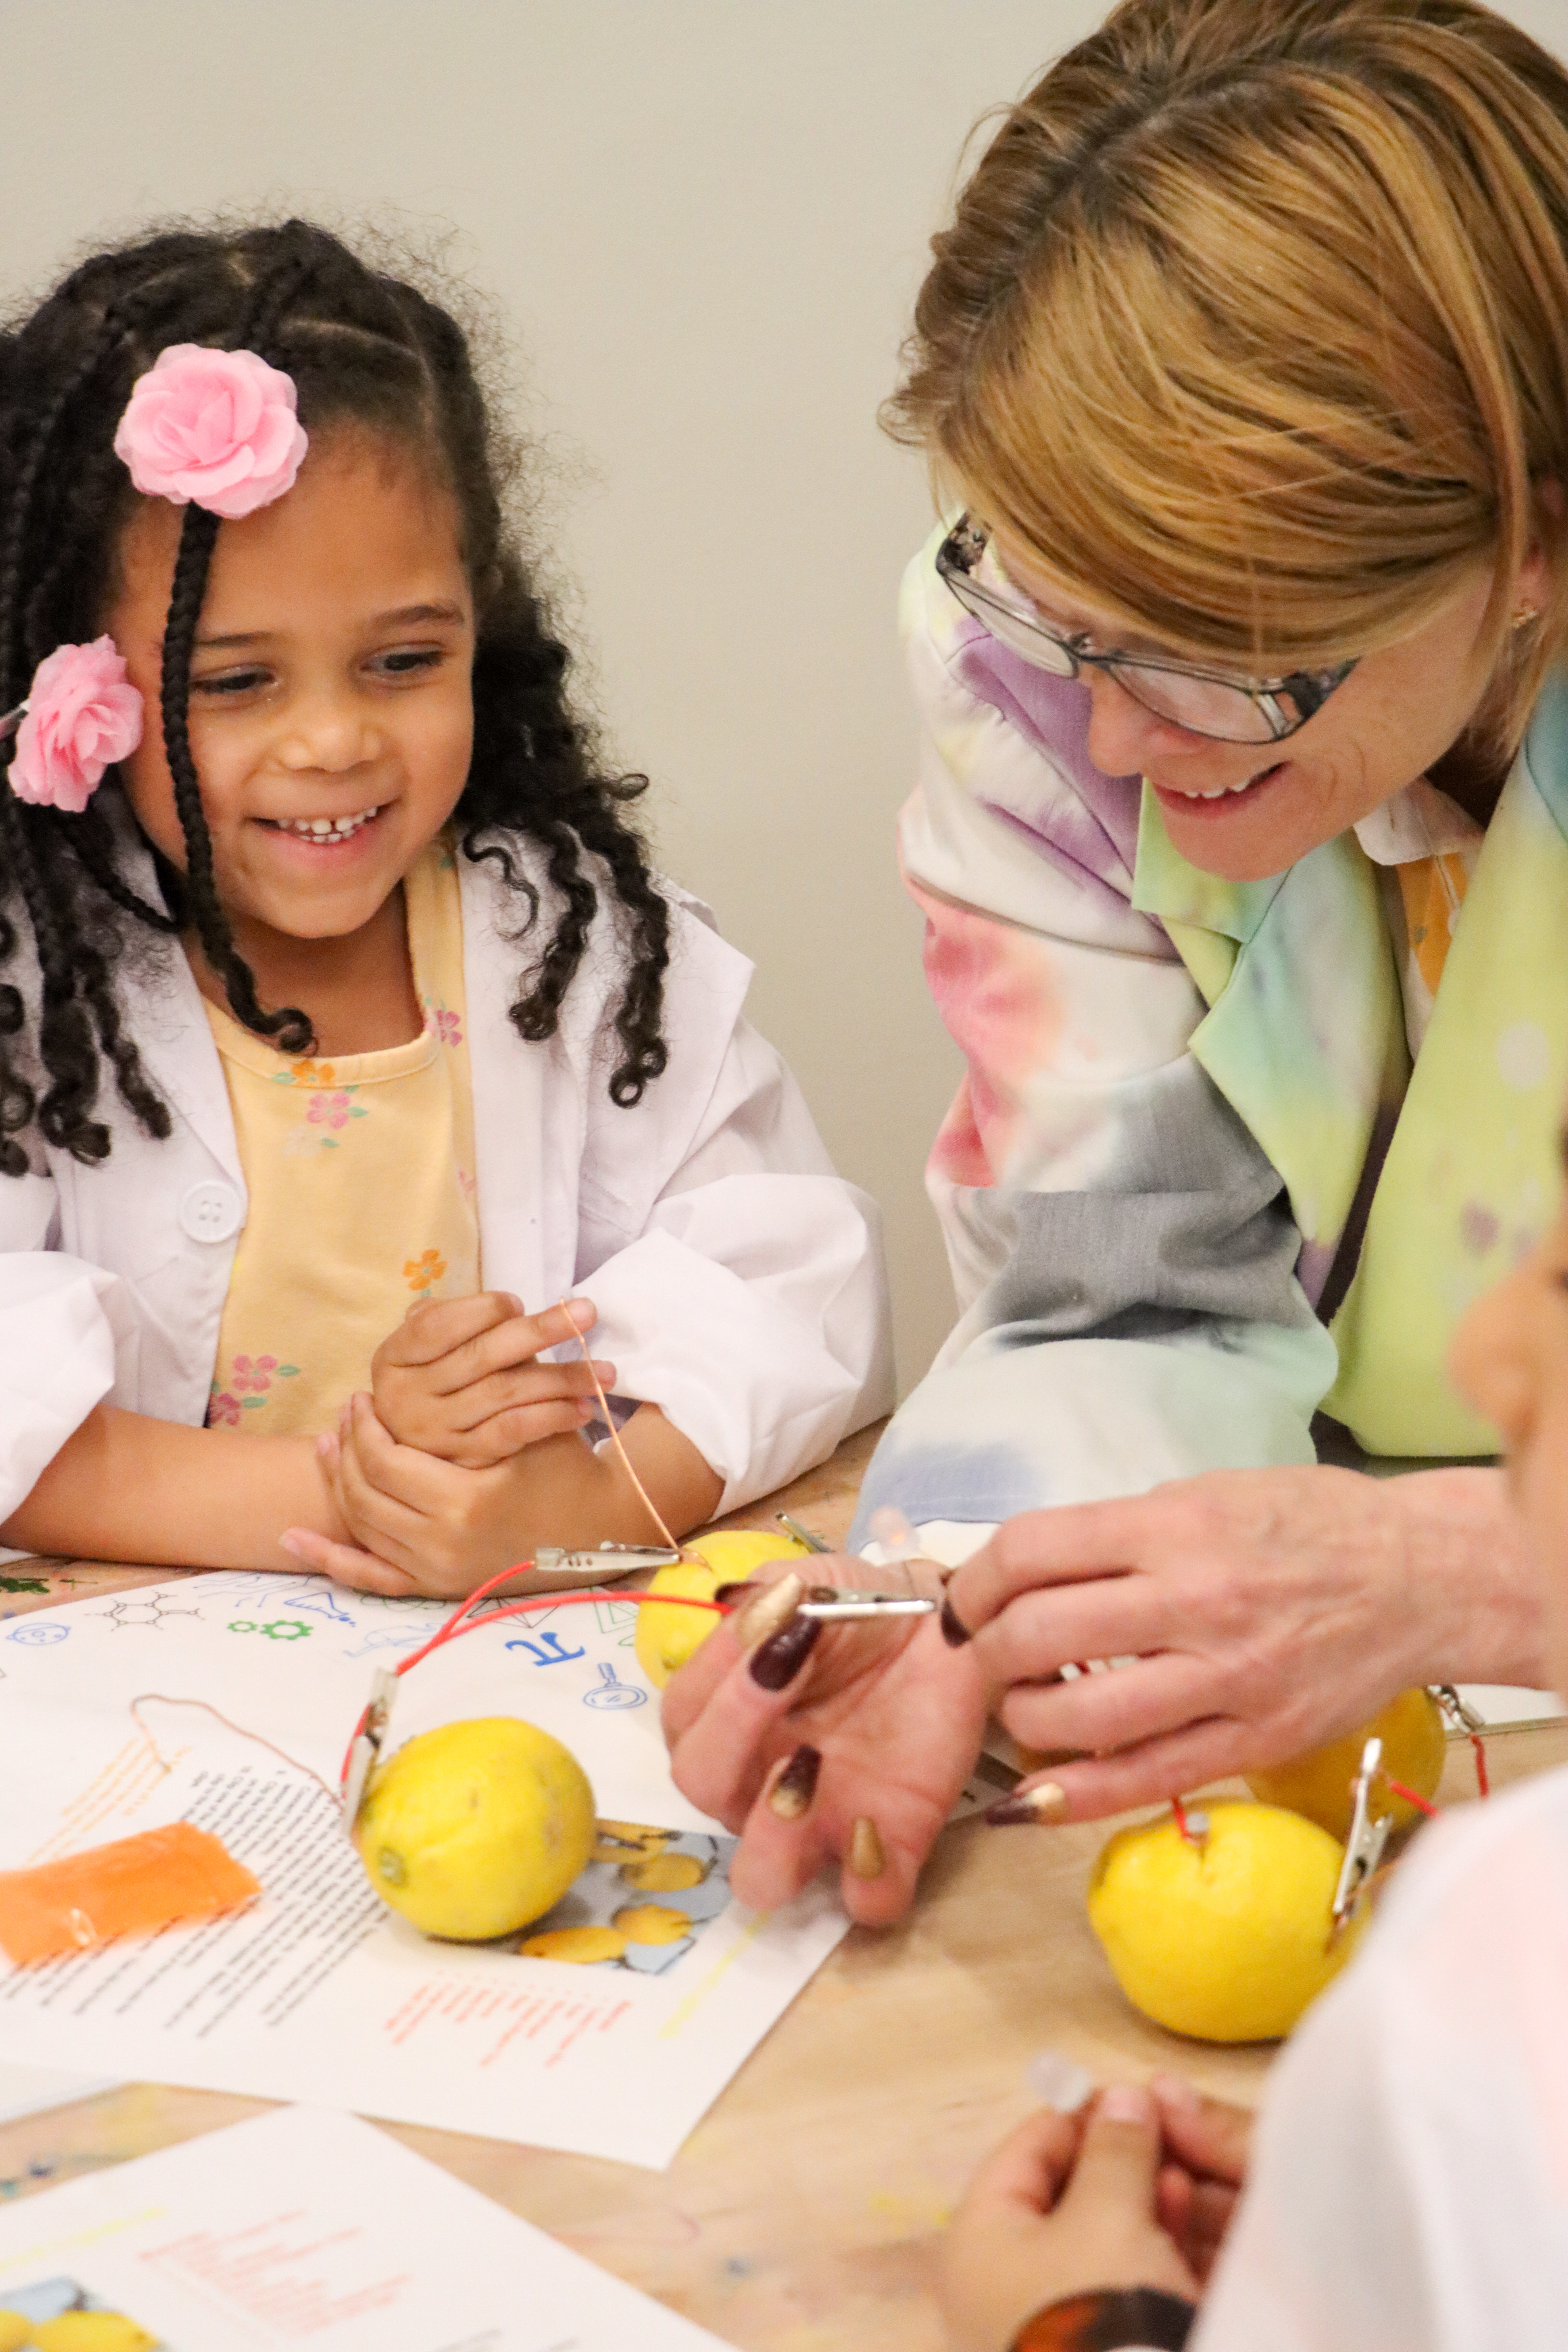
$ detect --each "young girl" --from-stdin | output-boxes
[0,219,891,1593]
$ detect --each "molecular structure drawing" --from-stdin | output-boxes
[228,1618,313,1642]
[93,1592,204,1634]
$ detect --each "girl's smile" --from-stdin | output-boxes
[106,430,475,1041]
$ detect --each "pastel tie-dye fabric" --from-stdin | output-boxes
[854,528,1568,1541]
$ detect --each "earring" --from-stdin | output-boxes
[1511,605,1541,630]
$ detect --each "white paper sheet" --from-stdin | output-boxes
[0,2101,727,2349]
[0,2060,115,2126]
[0,1574,848,2170]
[1453,1682,1567,1729]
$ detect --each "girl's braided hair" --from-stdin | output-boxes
[0,217,670,1179]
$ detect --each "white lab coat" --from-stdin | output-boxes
[1194,1759,1568,2352]
[0,816,892,1538]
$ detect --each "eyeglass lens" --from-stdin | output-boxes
[945,563,1290,744]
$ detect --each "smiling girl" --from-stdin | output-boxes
[0,220,890,1590]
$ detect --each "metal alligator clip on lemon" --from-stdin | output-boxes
[1331,1736,1395,1940]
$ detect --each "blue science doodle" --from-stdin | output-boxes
[581,1660,647,1711]
[504,1628,587,1667]
[7,1621,68,1646]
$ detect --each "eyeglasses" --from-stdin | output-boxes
[935,517,1355,746]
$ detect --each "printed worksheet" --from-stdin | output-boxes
[0,1575,848,2170]
[0,2102,728,2349]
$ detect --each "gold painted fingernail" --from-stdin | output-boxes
[766,1744,822,1820]
[734,1571,805,1652]
[847,1816,885,1879]
[986,1781,1070,1827]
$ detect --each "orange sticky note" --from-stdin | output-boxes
[0,1822,260,1965]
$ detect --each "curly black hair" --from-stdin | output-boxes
[0,217,670,1178]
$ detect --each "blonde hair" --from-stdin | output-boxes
[885,0,1568,761]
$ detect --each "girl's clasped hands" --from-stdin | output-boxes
[294,1291,660,1595]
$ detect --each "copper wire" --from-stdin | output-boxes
[561,1298,679,1551]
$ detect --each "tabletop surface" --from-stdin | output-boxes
[2,1421,1563,2352]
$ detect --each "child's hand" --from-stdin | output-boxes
[1146,2073,1253,2284]
[939,2083,1219,2352]
[371,1294,616,1467]
[281,1388,720,1598]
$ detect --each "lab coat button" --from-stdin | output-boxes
[178,1180,244,1244]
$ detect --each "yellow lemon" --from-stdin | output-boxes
[0,2316,33,2352]
[33,2319,157,2352]
[1087,1799,1366,2043]
[614,1902,692,1944]
[520,1924,629,1963]
[1246,1687,1447,1841]
[634,1527,812,1687]
[619,1850,707,1893]
[355,1717,595,1942]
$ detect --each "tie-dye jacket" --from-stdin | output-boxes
[854,528,1568,1542]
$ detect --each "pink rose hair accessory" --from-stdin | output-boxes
[4,638,144,814]
[113,344,308,520]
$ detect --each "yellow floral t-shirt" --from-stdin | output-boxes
[204,837,480,1436]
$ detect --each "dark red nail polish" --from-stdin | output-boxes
[767,1743,822,1819]
[749,1613,821,1691]
[713,1580,759,1605]
[939,1594,971,1647]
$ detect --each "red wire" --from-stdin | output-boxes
[1385,1776,1440,1818]
[339,1571,730,1789]
[1171,1794,1196,1843]
[1470,1732,1491,1798]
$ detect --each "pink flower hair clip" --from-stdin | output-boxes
[114,343,308,520]
[1,638,144,813]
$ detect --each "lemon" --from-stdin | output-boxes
[520,1924,629,1963]
[355,1717,595,1942]
[1087,1799,1366,2043]
[1246,1687,1447,1840]
[614,1902,692,1944]
[33,2320,157,2352]
[634,1527,812,1687]
[0,2316,33,2352]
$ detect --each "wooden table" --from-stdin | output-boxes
[1,1431,1563,2350]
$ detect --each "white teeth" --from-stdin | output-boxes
[1167,773,1268,801]
[279,808,379,839]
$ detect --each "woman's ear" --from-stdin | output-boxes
[1518,479,1567,611]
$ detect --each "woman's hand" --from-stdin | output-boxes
[371,1293,613,1467]
[940,2083,1211,2352]
[662,1554,989,1926]
[948,1463,1544,1824]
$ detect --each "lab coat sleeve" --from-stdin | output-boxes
[0,1166,135,1538]
[1194,1770,1568,2352]
[571,1012,893,1514]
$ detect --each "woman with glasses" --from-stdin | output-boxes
[662,0,1568,1935]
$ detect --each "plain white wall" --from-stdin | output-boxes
[4,1,1565,1392]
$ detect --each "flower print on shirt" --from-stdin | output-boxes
[404,1249,447,1301]
[271,1058,369,1153]
[208,1356,300,1426]
[423,997,464,1049]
